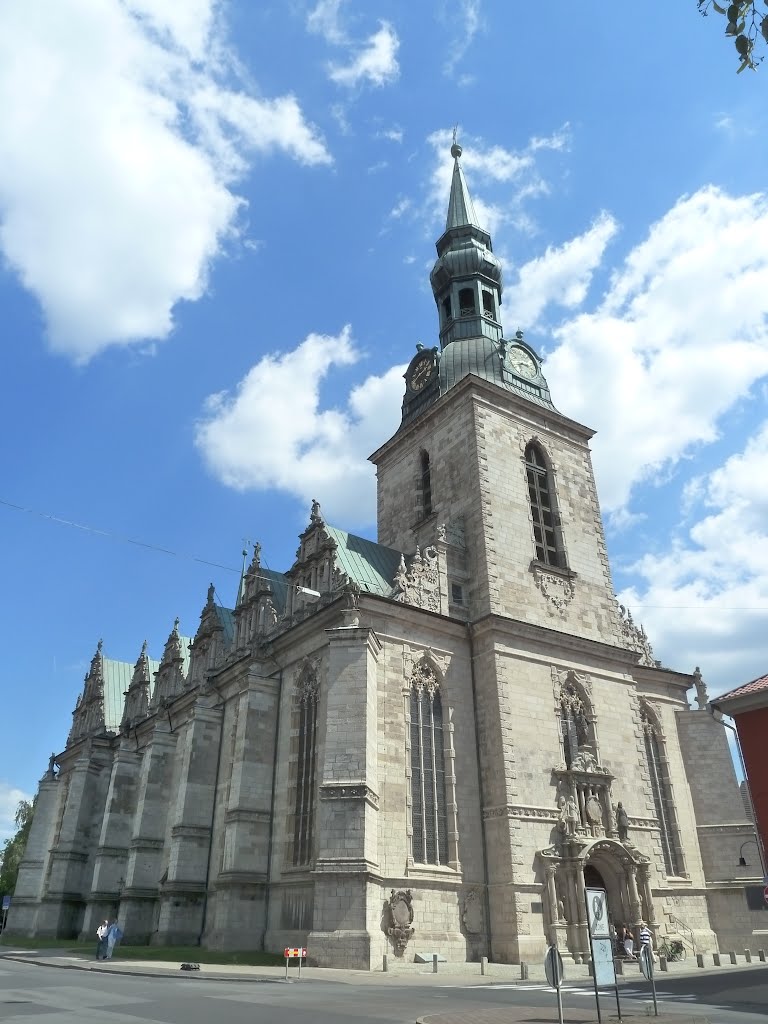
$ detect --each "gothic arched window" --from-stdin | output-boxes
[409,666,448,866]
[292,667,318,866]
[420,450,433,518]
[559,681,593,768]
[525,442,563,568]
[641,705,682,876]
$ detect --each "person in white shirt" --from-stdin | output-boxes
[96,920,109,960]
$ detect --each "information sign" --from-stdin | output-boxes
[1,896,10,911]
[592,936,616,987]
[284,947,307,958]
[585,887,611,938]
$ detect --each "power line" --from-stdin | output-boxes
[0,497,240,574]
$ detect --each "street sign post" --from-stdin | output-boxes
[284,946,307,980]
[585,886,621,1024]
[544,944,565,1024]
[0,895,9,938]
[639,943,658,1016]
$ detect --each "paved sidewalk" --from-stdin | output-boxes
[416,1010,710,1024]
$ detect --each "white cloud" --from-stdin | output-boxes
[0,0,330,362]
[545,186,768,514]
[619,422,768,692]
[376,126,404,143]
[442,0,483,79]
[328,22,400,88]
[306,0,348,45]
[195,327,406,526]
[0,781,31,845]
[505,212,618,326]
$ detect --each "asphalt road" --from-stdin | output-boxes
[1,957,766,1024]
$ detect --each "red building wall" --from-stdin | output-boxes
[734,706,768,874]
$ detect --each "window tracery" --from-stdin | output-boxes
[525,441,564,568]
[292,664,318,866]
[408,662,449,866]
[640,703,683,876]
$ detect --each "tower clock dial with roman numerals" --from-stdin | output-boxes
[409,353,435,392]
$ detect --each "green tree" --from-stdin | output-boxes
[0,799,35,899]
[699,1,768,71]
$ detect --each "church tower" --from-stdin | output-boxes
[371,141,621,648]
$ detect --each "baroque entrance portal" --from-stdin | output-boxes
[540,837,656,962]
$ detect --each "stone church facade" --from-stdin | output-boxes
[9,144,763,967]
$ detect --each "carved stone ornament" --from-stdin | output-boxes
[617,601,656,667]
[393,546,440,612]
[462,889,484,935]
[532,564,575,617]
[387,889,415,957]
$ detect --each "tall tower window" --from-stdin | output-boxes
[442,296,452,322]
[458,287,476,316]
[641,706,683,876]
[420,450,433,517]
[482,290,495,317]
[525,442,563,568]
[292,667,318,866]
[559,681,593,768]
[409,673,449,865]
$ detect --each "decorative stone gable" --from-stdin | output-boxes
[393,545,440,612]
[617,601,656,667]
[68,639,106,744]
[188,584,226,688]
[284,500,344,621]
[151,618,186,708]
[234,544,280,646]
[120,641,151,734]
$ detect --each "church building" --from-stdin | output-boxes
[8,143,763,968]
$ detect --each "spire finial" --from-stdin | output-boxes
[451,124,461,160]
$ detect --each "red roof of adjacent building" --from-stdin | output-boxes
[715,672,768,705]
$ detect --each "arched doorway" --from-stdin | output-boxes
[584,863,618,945]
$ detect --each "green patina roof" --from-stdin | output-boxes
[102,656,160,733]
[325,525,401,597]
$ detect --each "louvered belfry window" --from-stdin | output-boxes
[410,666,448,865]
[525,441,562,568]
[293,671,318,866]
[641,707,682,876]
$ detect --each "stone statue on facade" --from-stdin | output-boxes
[693,666,709,710]
[46,753,58,779]
[615,801,630,842]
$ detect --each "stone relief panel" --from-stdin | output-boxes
[531,563,575,617]
[386,889,415,957]
[393,546,440,612]
[461,889,484,935]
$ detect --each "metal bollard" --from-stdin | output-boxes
[659,956,668,972]
[729,951,737,965]
[433,954,438,974]
[520,961,529,980]
[615,958,624,975]
[759,949,766,962]
[382,954,388,973]
[713,953,721,966]
[745,949,752,963]
[696,954,704,968]
[481,956,488,976]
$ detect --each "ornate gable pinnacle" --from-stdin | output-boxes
[617,600,656,667]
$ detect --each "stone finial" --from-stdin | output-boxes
[693,665,709,710]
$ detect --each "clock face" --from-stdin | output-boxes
[507,346,536,379]
[410,355,433,391]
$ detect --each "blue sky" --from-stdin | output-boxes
[2,1,767,841]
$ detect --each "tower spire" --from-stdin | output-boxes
[445,137,480,231]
